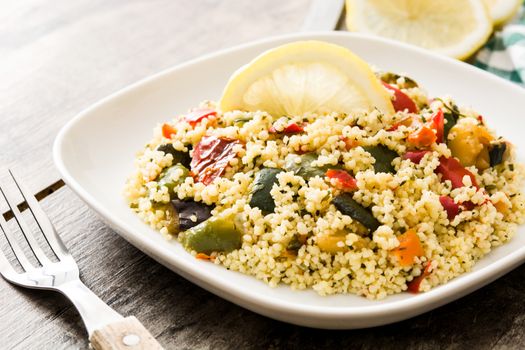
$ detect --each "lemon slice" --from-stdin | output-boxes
[345,0,493,60]
[484,0,522,25]
[219,41,394,117]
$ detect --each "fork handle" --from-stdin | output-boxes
[59,281,164,349]
[90,316,164,350]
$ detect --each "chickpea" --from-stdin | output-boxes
[448,118,493,170]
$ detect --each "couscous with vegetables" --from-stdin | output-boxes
[124,46,525,299]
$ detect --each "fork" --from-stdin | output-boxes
[0,170,164,350]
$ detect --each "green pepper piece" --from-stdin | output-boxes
[233,115,254,126]
[363,145,398,173]
[157,143,192,168]
[182,214,242,254]
[332,193,380,232]
[285,153,340,180]
[249,168,282,214]
[158,164,189,197]
[151,202,180,235]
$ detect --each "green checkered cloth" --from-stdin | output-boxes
[474,4,525,85]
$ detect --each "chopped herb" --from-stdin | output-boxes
[287,235,304,251]
[434,98,462,140]
[485,184,496,191]
[321,193,331,202]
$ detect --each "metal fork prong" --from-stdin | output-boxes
[0,179,51,265]
[9,169,70,260]
[0,208,34,271]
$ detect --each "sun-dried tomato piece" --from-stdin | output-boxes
[191,136,241,185]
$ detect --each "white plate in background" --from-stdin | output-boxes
[54,32,525,329]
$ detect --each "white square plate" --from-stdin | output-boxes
[53,32,525,329]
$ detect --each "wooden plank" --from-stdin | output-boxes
[0,0,308,194]
[2,186,525,349]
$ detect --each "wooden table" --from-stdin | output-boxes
[2,1,525,349]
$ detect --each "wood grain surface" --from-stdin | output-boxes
[0,0,307,194]
[2,1,525,349]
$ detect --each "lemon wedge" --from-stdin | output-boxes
[219,41,394,117]
[484,0,522,26]
[345,0,493,60]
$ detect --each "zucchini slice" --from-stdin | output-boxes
[332,193,380,232]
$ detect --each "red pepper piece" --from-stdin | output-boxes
[460,201,476,211]
[284,123,304,133]
[478,115,484,124]
[162,123,177,139]
[184,108,217,127]
[403,150,431,164]
[191,136,241,185]
[407,261,433,293]
[435,156,478,189]
[382,82,418,113]
[269,122,304,134]
[429,109,444,143]
[439,196,460,220]
[325,169,358,191]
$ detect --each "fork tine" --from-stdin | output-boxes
[0,177,51,265]
[9,169,70,260]
[0,206,34,271]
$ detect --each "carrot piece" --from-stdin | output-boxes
[339,136,358,150]
[196,253,213,261]
[407,125,436,147]
[390,229,425,267]
[407,261,433,293]
[162,123,177,139]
